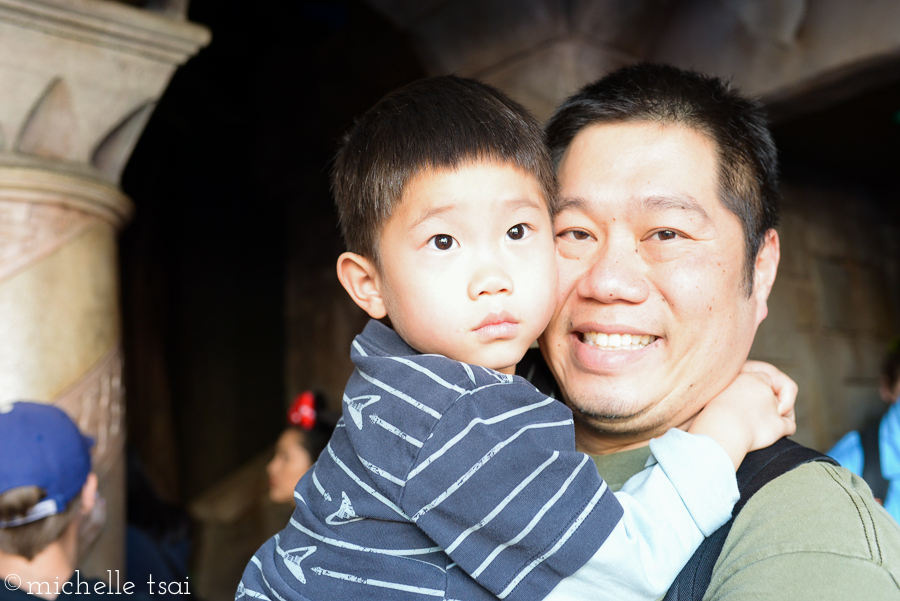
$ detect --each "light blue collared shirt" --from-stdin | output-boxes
[828,399,900,522]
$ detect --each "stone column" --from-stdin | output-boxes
[0,0,209,574]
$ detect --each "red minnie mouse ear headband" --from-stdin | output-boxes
[288,390,317,430]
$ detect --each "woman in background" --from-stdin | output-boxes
[267,391,334,504]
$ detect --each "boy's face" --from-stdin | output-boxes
[375,162,556,374]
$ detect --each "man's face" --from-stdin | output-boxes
[540,121,778,452]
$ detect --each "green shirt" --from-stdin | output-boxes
[593,446,900,600]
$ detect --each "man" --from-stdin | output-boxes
[526,64,900,599]
[0,401,130,601]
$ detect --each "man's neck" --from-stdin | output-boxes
[573,420,653,455]
[572,417,694,456]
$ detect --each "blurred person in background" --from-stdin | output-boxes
[0,401,135,601]
[829,338,900,518]
[267,391,334,504]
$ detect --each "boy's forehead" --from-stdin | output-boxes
[397,161,551,215]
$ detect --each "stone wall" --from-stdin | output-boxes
[751,175,900,450]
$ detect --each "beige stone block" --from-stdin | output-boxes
[774,207,810,278]
[0,222,119,400]
[364,0,452,28]
[811,257,855,330]
[752,274,815,360]
[409,0,566,76]
[479,38,631,122]
[0,0,209,183]
[569,0,676,58]
[854,335,892,381]
[852,263,895,335]
[650,0,900,101]
[798,193,854,261]
[808,333,857,447]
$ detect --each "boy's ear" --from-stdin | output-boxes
[337,252,387,319]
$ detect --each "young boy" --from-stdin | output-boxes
[238,76,795,601]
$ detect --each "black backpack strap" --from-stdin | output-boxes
[663,438,838,601]
[861,417,889,504]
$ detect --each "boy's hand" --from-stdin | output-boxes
[741,360,797,423]
[688,361,797,470]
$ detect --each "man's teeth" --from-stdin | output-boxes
[583,332,656,349]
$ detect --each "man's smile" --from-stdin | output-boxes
[581,331,658,350]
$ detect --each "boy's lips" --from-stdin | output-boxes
[474,311,519,339]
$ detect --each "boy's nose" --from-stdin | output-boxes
[468,265,513,299]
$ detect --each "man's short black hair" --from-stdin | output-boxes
[545,63,779,292]
[333,75,557,262]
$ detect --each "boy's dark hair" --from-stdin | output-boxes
[332,75,557,261]
[0,486,82,561]
[545,63,779,293]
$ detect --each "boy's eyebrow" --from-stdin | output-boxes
[503,197,546,213]
[410,204,457,230]
[410,197,546,230]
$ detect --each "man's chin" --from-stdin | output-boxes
[566,391,672,438]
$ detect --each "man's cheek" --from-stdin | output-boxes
[555,254,590,299]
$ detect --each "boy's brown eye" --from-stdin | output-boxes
[431,234,455,250]
[507,224,527,240]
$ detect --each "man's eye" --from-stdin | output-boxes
[558,229,593,241]
[428,234,457,250]
[507,224,530,240]
[651,229,680,241]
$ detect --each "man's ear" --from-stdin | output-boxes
[752,229,780,326]
[80,473,98,514]
[337,252,387,319]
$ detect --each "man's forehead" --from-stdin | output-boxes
[556,121,723,218]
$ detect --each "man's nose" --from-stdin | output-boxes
[468,263,513,299]
[577,237,649,304]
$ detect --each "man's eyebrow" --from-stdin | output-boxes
[556,196,590,213]
[638,195,711,223]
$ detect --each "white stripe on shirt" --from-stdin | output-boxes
[474,453,598,579]
[356,369,443,419]
[310,567,445,597]
[407,395,563,480]
[370,414,424,447]
[325,444,410,518]
[444,451,560,554]
[288,515,443,556]
[389,356,469,394]
[411,420,573,521]
[498,474,609,599]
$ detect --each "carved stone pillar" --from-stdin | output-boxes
[0,0,209,574]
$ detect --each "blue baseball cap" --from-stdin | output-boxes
[0,401,93,528]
